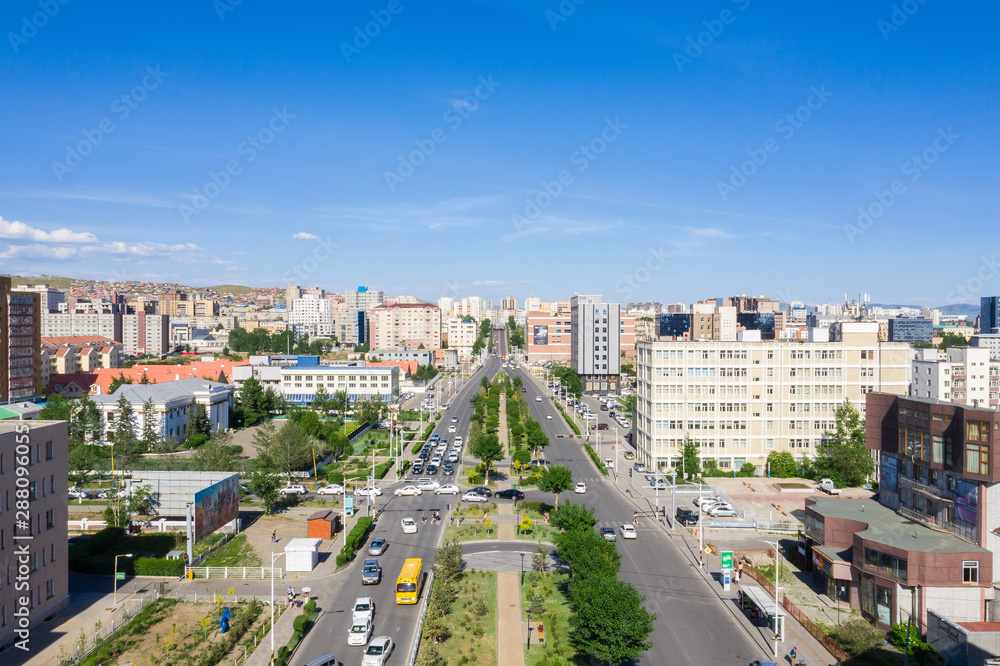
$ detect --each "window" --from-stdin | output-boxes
[963,561,979,584]
[46,510,54,529]
[45,440,54,460]
[967,421,990,443]
[966,442,989,475]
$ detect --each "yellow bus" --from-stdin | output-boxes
[395,558,423,605]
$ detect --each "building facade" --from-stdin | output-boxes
[2,276,43,402]
[570,295,622,392]
[443,317,478,360]
[910,347,998,408]
[369,303,441,351]
[634,323,911,470]
[92,378,233,443]
[344,286,384,313]
[280,365,399,404]
[888,318,933,344]
[980,296,1000,334]
[0,421,71,650]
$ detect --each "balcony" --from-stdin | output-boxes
[898,505,977,543]
[898,475,955,501]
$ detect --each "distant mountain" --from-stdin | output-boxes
[871,302,979,318]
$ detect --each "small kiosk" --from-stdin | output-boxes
[284,538,323,572]
[738,585,785,642]
[307,510,343,539]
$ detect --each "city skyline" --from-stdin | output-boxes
[2,3,998,306]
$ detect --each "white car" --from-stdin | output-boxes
[604,459,614,470]
[448,425,457,433]
[583,413,597,421]
[317,483,345,496]
[574,482,587,494]
[417,479,441,491]
[278,484,308,496]
[348,618,373,646]
[454,436,463,444]
[393,485,422,497]
[535,396,542,402]
[352,596,375,624]
[362,636,395,666]
[619,524,637,539]
[451,416,458,423]
[401,517,418,534]
[546,414,552,420]
[461,491,489,503]
[435,484,460,495]
[704,502,737,516]
[357,486,383,497]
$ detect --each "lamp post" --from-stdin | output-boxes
[759,538,783,662]
[113,553,134,606]
[270,551,287,664]
[520,552,525,585]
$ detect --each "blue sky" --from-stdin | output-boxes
[1,1,998,307]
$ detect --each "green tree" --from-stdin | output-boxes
[38,393,73,420]
[332,390,350,418]
[312,385,330,411]
[187,403,211,438]
[569,576,656,664]
[765,451,798,478]
[912,341,933,349]
[550,500,598,532]
[67,443,98,488]
[620,363,635,376]
[270,420,311,483]
[140,398,161,451]
[190,431,241,472]
[472,433,504,477]
[738,462,757,477]
[109,394,138,468]
[680,435,700,480]
[108,372,134,394]
[104,484,154,528]
[138,370,151,384]
[481,376,490,390]
[525,420,550,459]
[554,528,620,579]
[617,394,638,416]
[250,470,280,515]
[814,400,873,487]
[356,396,385,426]
[938,332,968,349]
[511,448,532,472]
[238,376,265,414]
[71,395,103,447]
[251,418,277,457]
[538,465,574,507]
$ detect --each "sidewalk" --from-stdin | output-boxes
[496,571,525,666]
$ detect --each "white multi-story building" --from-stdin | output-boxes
[370,303,441,351]
[92,378,233,443]
[455,296,483,322]
[122,313,170,355]
[970,333,1000,362]
[289,294,337,336]
[344,286,384,313]
[42,312,122,342]
[280,365,398,404]
[570,294,621,391]
[634,323,911,471]
[12,283,65,313]
[910,347,999,408]
[443,317,478,360]
[437,296,455,316]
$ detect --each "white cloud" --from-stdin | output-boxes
[0,216,98,243]
[292,232,319,240]
[0,244,80,260]
[690,227,736,239]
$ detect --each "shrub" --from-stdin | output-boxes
[336,553,352,568]
[133,557,184,577]
[583,444,608,475]
[832,618,885,657]
[304,599,317,614]
[292,615,309,633]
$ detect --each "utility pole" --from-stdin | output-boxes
[759,538,783,661]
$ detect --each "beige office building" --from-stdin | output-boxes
[634,323,911,471]
[370,303,442,351]
[0,421,70,650]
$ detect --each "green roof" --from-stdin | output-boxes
[0,407,20,420]
[808,497,989,554]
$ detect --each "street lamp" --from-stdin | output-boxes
[520,552,525,585]
[759,538,783,662]
[270,551,287,664]
[113,553,134,606]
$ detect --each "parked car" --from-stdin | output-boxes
[67,487,91,500]
[600,526,617,541]
[619,524,637,539]
[348,618,374,646]
[278,484,308,496]
[693,495,723,507]
[367,538,388,556]
[633,462,647,473]
[818,478,841,495]
[705,503,738,517]
[461,491,489,503]
[317,484,345,496]
[591,423,609,430]
[393,485,422,497]
[401,517,418,534]
[574,482,587,494]
[352,596,375,624]
[675,508,698,526]
[361,558,382,585]
[470,486,492,497]
[362,636,395,666]
[495,489,524,501]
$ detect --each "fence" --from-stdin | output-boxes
[189,530,237,567]
[782,596,853,663]
[58,587,160,666]
[185,566,283,580]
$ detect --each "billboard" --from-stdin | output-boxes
[194,474,240,542]
[533,325,548,346]
[880,455,897,493]
[956,479,978,525]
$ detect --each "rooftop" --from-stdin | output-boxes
[807,497,989,554]
[92,377,231,404]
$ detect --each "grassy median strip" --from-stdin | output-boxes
[521,572,576,666]
[416,568,498,666]
[552,400,581,436]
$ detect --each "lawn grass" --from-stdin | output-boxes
[416,570,498,666]
[521,571,578,666]
[444,523,500,542]
[198,534,263,568]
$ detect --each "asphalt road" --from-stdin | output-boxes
[510,361,762,665]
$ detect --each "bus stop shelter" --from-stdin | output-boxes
[738,585,786,642]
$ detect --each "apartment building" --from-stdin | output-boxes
[1,277,43,402]
[570,294,622,392]
[910,347,998,408]
[344,286,384,313]
[332,309,366,346]
[0,421,71,650]
[280,365,398,404]
[41,336,124,374]
[369,303,441,351]
[437,296,455,316]
[443,317,478,360]
[11,284,65,313]
[92,378,233,443]
[121,313,170,356]
[288,294,337,337]
[501,297,518,311]
[176,299,219,317]
[633,322,910,471]
[888,318,933,344]
[981,296,1000,334]
[42,313,122,345]
[970,333,1000,362]
[525,313,573,363]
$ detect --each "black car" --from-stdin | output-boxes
[470,486,492,497]
[494,489,524,500]
[426,464,438,475]
[411,463,424,474]
[675,508,698,526]
[521,387,526,392]
[442,463,454,475]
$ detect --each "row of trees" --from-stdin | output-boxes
[471,318,492,357]
[506,315,525,349]
[550,365,583,399]
[227,327,335,356]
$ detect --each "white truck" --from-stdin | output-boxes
[818,478,841,495]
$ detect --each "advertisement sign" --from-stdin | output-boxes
[720,551,733,569]
[880,454,898,493]
[193,475,239,542]
[533,325,548,346]
[956,479,979,524]
[345,495,354,514]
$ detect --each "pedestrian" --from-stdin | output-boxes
[422,510,426,523]
[790,646,797,662]
[633,511,638,524]
[271,530,277,543]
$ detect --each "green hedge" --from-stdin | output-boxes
[583,443,608,475]
[339,516,374,567]
[134,557,184,577]
[554,402,581,435]
[374,460,393,479]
